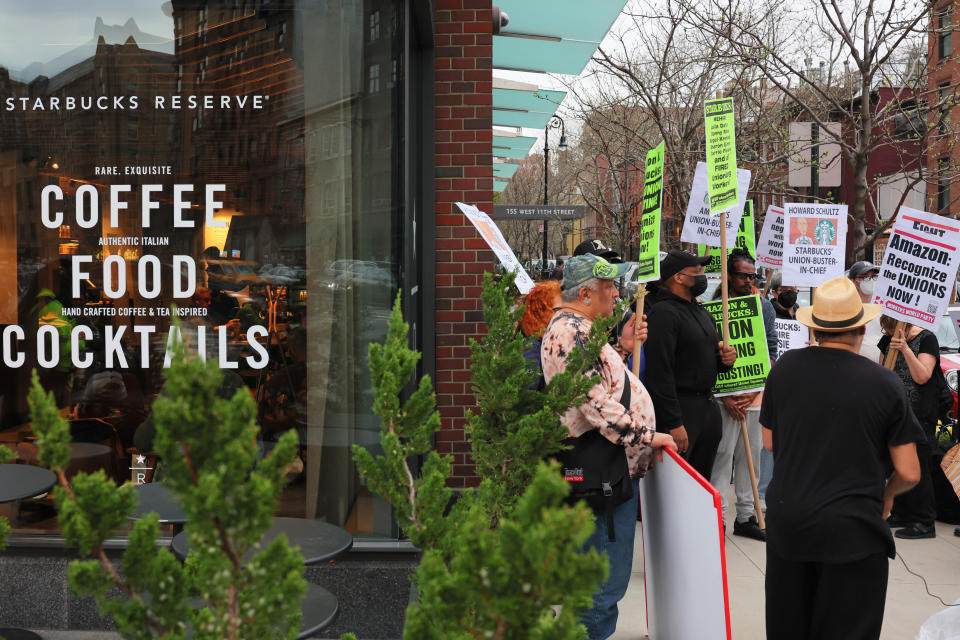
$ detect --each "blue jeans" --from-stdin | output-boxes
[758,447,773,507]
[580,477,639,640]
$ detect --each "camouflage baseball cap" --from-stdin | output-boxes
[562,254,631,290]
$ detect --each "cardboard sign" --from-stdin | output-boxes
[698,200,756,274]
[704,97,739,215]
[872,207,960,331]
[755,204,785,270]
[637,142,665,283]
[456,202,534,294]
[774,318,807,359]
[782,203,847,286]
[680,162,752,248]
[639,446,731,640]
[701,294,771,395]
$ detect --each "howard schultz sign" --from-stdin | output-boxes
[492,205,585,220]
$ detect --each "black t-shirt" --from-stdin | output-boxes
[759,347,924,562]
[877,330,940,427]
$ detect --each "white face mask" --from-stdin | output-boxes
[859,277,876,297]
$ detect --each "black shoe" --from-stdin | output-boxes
[953,526,959,538]
[886,514,910,528]
[733,516,766,541]
[894,523,936,539]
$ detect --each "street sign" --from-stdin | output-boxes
[491,205,585,220]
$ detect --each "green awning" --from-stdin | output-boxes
[492,135,538,159]
[493,0,628,75]
[493,87,566,130]
[494,163,520,180]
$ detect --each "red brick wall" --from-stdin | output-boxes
[433,0,494,487]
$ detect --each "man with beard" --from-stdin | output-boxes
[644,249,737,479]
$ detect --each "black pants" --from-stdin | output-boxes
[766,549,888,640]
[892,434,936,527]
[676,395,722,480]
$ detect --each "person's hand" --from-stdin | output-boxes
[890,329,909,354]
[882,493,894,520]
[651,432,677,463]
[669,426,688,453]
[722,396,746,420]
[719,343,737,367]
[634,313,648,346]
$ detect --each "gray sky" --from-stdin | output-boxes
[0,0,173,73]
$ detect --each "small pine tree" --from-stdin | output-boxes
[27,333,305,640]
[354,271,621,639]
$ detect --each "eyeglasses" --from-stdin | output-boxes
[732,272,757,280]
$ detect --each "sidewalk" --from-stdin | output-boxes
[614,502,960,639]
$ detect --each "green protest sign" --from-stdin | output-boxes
[701,294,770,395]
[636,142,664,282]
[704,97,738,214]
[698,200,756,274]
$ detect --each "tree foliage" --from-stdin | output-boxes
[355,271,621,639]
[27,337,305,640]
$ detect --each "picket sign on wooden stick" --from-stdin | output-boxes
[632,285,648,378]
[720,210,731,348]
[739,418,766,529]
[884,321,907,370]
[807,287,817,345]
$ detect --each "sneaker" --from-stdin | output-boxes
[733,516,766,541]
[894,523,936,539]
[954,526,960,538]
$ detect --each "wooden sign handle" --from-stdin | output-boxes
[720,210,730,348]
[632,285,647,377]
[884,321,906,370]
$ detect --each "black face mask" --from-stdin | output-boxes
[777,291,798,308]
[688,274,708,297]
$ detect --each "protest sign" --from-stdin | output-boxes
[636,142,665,282]
[701,294,771,395]
[640,446,730,640]
[756,205,785,270]
[698,200,756,274]
[782,203,847,287]
[704,97,738,215]
[950,309,960,345]
[774,318,807,360]
[872,207,960,331]
[455,202,534,294]
[680,162,752,248]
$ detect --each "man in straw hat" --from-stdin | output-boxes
[759,277,924,640]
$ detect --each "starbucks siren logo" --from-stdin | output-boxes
[814,220,836,245]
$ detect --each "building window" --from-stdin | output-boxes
[939,82,951,134]
[938,9,952,60]
[368,63,380,93]
[369,10,380,41]
[938,157,951,211]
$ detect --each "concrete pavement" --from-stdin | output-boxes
[613,498,960,640]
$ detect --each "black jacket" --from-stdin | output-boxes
[644,288,732,431]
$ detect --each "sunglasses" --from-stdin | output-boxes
[732,272,757,280]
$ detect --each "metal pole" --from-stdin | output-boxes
[543,126,549,277]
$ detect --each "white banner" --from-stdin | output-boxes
[639,447,730,640]
[755,205,785,270]
[680,161,752,248]
[872,207,960,331]
[455,202,534,294]
[774,318,807,359]
[782,203,847,287]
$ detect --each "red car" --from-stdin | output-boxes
[935,307,960,421]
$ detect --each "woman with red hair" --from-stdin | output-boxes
[519,280,562,391]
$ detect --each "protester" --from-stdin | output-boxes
[878,315,941,540]
[760,277,923,640]
[612,307,647,383]
[644,249,737,479]
[769,272,799,319]
[549,258,565,281]
[573,238,623,263]
[848,260,882,362]
[518,280,562,391]
[540,253,675,640]
[709,250,776,540]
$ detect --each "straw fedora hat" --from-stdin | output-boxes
[796,277,882,332]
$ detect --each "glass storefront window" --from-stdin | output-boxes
[0,0,408,541]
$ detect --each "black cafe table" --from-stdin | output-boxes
[0,464,57,640]
[171,517,352,637]
[129,483,188,534]
[171,516,353,565]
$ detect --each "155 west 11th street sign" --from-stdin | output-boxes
[492,205,585,220]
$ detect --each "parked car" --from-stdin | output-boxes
[935,306,960,420]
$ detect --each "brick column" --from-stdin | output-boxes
[433,0,493,487]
